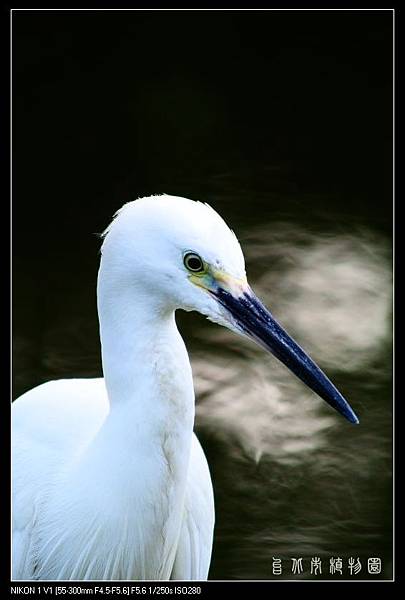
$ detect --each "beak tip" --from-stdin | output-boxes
[343,406,360,425]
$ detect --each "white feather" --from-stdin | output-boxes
[12,195,247,580]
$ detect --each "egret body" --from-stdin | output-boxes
[12,195,358,581]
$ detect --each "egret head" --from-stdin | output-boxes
[101,194,359,424]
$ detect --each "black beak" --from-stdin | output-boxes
[214,286,359,424]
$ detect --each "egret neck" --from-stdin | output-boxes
[45,256,195,580]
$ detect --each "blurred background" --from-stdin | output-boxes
[12,10,393,580]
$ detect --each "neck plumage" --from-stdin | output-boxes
[96,250,195,461]
[97,255,194,409]
[43,257,196,580]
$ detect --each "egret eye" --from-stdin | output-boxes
[184,252,204,273]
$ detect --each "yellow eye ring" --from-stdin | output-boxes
[183,252,204,273]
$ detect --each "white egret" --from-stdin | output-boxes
[12,195,358,581]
